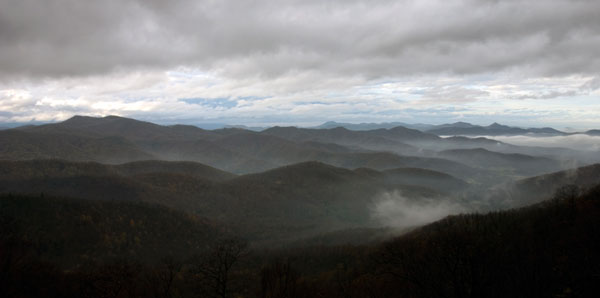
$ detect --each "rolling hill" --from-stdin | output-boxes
[438,148,563,176]
[3,116,491,178]
[0,159,469,244]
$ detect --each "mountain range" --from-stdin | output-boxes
[2,115,600,297]
[0,159,468,244]
[1,115,599,243]
[315,121,573,136]
[313,120,600,137]
[4,115,592,177]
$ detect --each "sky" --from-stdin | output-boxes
[1,0,600,129]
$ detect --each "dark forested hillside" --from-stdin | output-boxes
[0,159,469,244]
[2,182,598,298]
[0,129,155,163]
[0,194,222,266]
[372,184,600,298]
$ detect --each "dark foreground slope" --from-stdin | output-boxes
[0,194,222,267]
[371,185,600,298]
[256,184,600,298]
[1,183,598,298]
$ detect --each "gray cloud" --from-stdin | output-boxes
[513,76,600,99]
[1,0,600,81]
[420,86,489,104]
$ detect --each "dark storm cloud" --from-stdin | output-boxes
[1,0,599,80]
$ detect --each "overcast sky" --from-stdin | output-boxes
[1,0,599,128]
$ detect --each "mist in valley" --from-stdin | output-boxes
[485,134,600,152]
[371,190,466,229]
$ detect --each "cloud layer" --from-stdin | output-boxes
[1,0,600,127]
[489,134,600,152]
[3,0,600,79]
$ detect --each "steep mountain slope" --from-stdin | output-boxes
[376,184,600,298]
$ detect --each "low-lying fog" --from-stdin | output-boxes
[371,191,465,229]
[475,134,600,152]
[372,134,600,230]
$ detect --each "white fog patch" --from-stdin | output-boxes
[371,191,465,229]
[482,134,600,152]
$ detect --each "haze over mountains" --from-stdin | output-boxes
[316,120,600,136]
[4,115,598,173]
[2,115,600,297]
[2,115,599,226]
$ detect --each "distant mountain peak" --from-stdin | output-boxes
[63,115,128,125]
[488,122,507,128]
[63,115,94,122]
[453,121,472,126]
[104,115,122,118]
[329,126,350,132]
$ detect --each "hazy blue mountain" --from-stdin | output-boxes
[585,129,600,136]
[261,125,434,155]
[2,115,589,183]
[426,122,567,136]
[314,121,435,131]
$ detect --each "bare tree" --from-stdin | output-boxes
[192,238,248,298]
[260,259,299,298]
[145,257,181,298]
